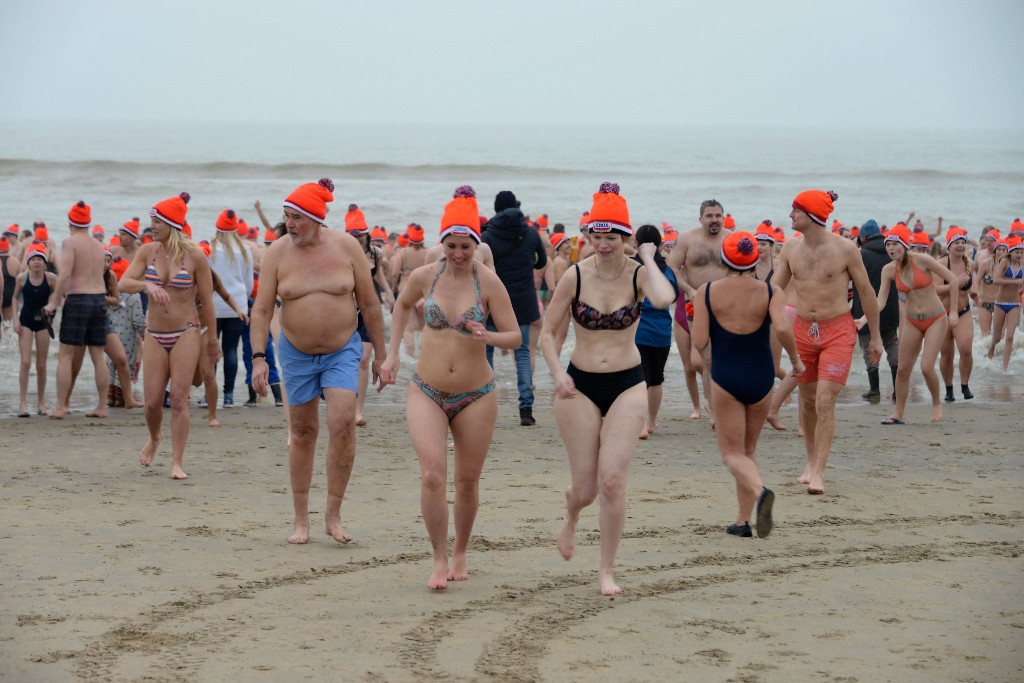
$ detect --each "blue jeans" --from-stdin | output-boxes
[242,326,281,385]
[485,322,533,410]
[216,317,245,395]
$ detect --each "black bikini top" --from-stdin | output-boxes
[571,263,642,331]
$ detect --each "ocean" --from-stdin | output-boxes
[0,120,1021,414]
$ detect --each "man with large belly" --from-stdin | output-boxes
[250,178,386,544]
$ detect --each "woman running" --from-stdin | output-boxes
[540,183,675,595]
[937,227,975,401]
[874,225,959,424]
[380,186,521,591]
[691,231,803,539]
[987,237,1023,370]
[119,192,220,479]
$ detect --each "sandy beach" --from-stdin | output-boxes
[1,391,1022,682]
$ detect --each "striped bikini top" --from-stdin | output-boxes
[145,250,193,289]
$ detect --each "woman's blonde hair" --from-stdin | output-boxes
[164,226,196,271]
[210,230,252,269]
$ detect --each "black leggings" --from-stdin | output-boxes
[566,363,645,416]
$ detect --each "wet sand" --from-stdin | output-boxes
[2,392,1022,682]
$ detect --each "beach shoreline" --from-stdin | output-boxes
[2,396,1021,682]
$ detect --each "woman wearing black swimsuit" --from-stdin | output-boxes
[540,183,675,595]
[937,228,975,401]
[691,231,803,539]
[12,244,56,416]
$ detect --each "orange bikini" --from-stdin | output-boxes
[895,257,945,333]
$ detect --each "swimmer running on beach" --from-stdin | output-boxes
[381,186,522,590]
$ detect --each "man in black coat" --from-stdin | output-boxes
[481,190,547,425]
[850,219,900,401]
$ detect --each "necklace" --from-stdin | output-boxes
[594,257,627,281]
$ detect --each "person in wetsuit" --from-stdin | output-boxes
[691,231,803,540]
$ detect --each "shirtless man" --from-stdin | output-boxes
[667,199,731,424]
[45,201,111,419]
[773,190,882,495]
[249,178,386,545]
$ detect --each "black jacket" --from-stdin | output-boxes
[851,236,899,330]
[481,208,547,325]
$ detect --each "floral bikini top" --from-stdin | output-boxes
[571,263,642,331]
[144,248,193,289]
[422,260,487,335]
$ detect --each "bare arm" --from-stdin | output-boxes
[636,243,676,308]
[44,240,75,314]
[191,250,220,362]
[926,215,943,238]
[253,200,273,232]
[380,266,430,384]
[477,268,522,350]
[347,238,387,389]
[540,265,576,397]
[768,286,803,375]
[846,242,882,362]
[118,244,152,294]
[689,283,710,351]
[248,244,279,396]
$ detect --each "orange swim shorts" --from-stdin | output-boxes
[793,312,857,385]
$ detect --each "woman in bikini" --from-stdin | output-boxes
[987,237,1023,370]
[345,204,395,427]
[540,183,675,595]
[937,228,975,401]
[120,193,220,479]
[691,231,803,539]
[12,244,55,416]
[874,225,959,424]
[380,186,521,591]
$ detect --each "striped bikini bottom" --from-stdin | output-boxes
[411,372,495,421]
[147,322,200,352]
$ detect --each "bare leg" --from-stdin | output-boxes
[711,380,770,524]
[796,382,817,485]
[673,322,701,418]
[919,317,948,422]
[323,388,357,543]
[166,332,200,479]
[805,380,844,494]
[35,330,50,412]
[640,384,663,438]
[407,387,454,589]
[1002,309,1019,371]
[448,392,497,582]
[286,399,320,544]
[766,373,798,430]
[595,384,646,595]
[890,326,925,423]
[48,344,84,419]
[139,337,169,466]
[553,393,602,564]
[355,341,371,426]
[18,328,33,413]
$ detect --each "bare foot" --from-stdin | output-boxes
[599,570,623,596]
[355,416,367,427]
[428,561,448,590]
[171,465,188,480]
[766,414,787,431]
[931,405,943,422]
[47,408,66,420]
[797,468,812,485]
[557,511,578,561]
[124,397,143,409]
[807,476,825,495]
[325,514,353,544]
[86,409,108,418]
[288,515,310,544]
[208,418,221,428]
[638,429,649,440]
[797,428,805,438]
[139,438,159,466]
[648,420,659,435]
[447,553,468,582]
[688,408,701,419]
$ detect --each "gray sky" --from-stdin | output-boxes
[2,0,1021,129]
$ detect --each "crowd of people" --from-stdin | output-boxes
[1,186,1021,594]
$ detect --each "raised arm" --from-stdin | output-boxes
[636,243,676,309]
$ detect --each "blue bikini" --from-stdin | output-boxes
[707,281,775,405]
